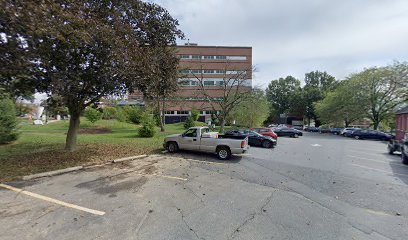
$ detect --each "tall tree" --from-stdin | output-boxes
[140,47,179,132]
[229,89,269,128]
[303,71,337,126]
[1,0,183,151]
[265,76,301,120]
[192,62,254,133]
[350,63,408,129]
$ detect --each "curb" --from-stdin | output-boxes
[112,154,148,163]
[22,166,84,180]
[20,154,149,181]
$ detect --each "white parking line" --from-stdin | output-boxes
[348,149,387,157]
[349,164,408,178]
[0,183,105,216]
[346,155,404,166]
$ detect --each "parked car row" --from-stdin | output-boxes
[304,126,393,141]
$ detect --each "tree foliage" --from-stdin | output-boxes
[0,97,19,144]
[266,76,301,117]
[138,113,156,137]
[230,89,269,128]
[1,0,183,151]
[84,108,102,124]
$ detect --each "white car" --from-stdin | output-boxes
[164,127,249,160]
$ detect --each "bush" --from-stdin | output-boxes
[138,113,156,137]
[115,108,127,122]
[184,116,195,129]
[190,106,199,121]
[84,107,102,124]
[0,98,19,144]
[101,107,117,120]
[126,107,143,124]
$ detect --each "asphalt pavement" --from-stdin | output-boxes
[1,132,407,240]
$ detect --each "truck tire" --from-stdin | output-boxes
[167,142,178,153]
[216,146,231,160]
[402,150,408,165]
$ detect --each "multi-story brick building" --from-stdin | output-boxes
[164,43,252,123]
[127,43,252,123]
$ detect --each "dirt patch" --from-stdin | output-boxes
[78,127,112,134]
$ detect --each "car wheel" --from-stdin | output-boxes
[217,147,231,160]
[262,140,272,148]
[167,142,178,153]
[387,144,394,155]
[354,136,360,140]
[293,133,299,138]
[402,150,408,165]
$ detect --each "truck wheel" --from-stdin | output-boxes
[217,147,231,160]
[262,140,272,148]
[402,151,408,165]
[167,142,178,153]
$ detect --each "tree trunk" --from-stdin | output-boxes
[160,100,165,132]
[65,113,80,151]
[220,117,226,133]
[373,121,379,130]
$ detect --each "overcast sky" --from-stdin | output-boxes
[152,0,408,88]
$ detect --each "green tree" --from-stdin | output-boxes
[84,108,102,124]
[230,89,269,127]
[1,0,183,151]
[0,97,19,144]
[138,113,156,137]
[190,106,200,121]
[101,107,117,120]
[303,71,337,126]
[266,76,301,121]
[184,116,195,129]
[349,63,408,129]
[315,80,365,127]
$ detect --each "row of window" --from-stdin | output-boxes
[177,78,252,87]
[163,110,219,115]
[179,69,247,75]
[178,55,247,61]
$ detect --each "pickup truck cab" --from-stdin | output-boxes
[164,127,249,160]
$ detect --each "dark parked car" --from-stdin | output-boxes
[330,128,343,135]
[319,127,331,133]
[305,126,319,132]
[341,128,361,136]
[224,129,277,148]
[350,129,393,141]
[273,127,303,138]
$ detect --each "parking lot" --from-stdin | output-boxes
[1,133,408,240]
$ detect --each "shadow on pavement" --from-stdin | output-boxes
[170,150,243,164]
[387,153,408,185]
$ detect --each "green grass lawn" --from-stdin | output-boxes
[0,118,232,181]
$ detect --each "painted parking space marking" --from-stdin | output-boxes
[0,183,105,216]
[142,173,187,181]
[346,155,404,166]
[348,149,387,157]
[311,144,322,147]
[349,164,408,178]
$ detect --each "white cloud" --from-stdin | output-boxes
[152,0,408,86]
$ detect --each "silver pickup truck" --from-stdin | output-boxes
[163,127,249,160]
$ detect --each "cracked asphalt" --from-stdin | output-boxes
[1,132,408,239]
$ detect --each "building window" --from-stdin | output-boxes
[215,70,226,74]
[226,56,247,60]
[191,55,201,59]
[203,55,215,59]
[216,55,227,60]
[190,81,198,86]
[204,81,215,86]
[203,70,214,74]
[179,111,189,115]
[179,55,190,59]
[216,81,224,86]
[191,69,201,74]
[165,111,175,115]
